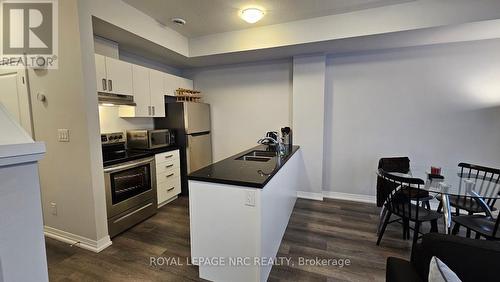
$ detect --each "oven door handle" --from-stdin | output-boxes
[104,157,154,173]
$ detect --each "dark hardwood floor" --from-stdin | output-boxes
[46,197,411,281]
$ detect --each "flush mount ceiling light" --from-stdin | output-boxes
[171,17,186,25]
[240,8,264,24]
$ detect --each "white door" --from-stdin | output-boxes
[131,65,151,117]
[105,57,133,95]
[94,54,107,92]
[0,69,32,136]
[149,70,166,117]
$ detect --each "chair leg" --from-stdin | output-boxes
[466,228,472,238]
[452,223,461,235]
[475,232,481,239]
[425,201,431,210]
[430,219,438,233]
[402,219,409,240]
[437,202,443,213]
[377,206,388,236]
[377,211,392,246]
[412,221,421,247]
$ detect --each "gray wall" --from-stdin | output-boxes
[323,39,500,196]
[188,60,292,162]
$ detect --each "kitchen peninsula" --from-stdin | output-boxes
[188,145,303,282]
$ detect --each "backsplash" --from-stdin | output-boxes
[98,106,154,134]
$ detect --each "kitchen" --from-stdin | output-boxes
[2,0,500,282]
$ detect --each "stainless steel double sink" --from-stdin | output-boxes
[235,150,277,162]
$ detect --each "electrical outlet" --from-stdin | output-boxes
[58,129,70,142]
[245,191,256,207]
[50,202,57,215]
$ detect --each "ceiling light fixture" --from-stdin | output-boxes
[240,8,264,24]
[171,17,186,25]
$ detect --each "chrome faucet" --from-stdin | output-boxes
[258,133,286,156]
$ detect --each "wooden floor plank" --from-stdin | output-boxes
[46,197,410,281]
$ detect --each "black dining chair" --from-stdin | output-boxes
[377,169,441,248]
[376,157,433,239]
[438,163,500,237]
[452,214,500,240]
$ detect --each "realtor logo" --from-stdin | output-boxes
[1,0,58,69]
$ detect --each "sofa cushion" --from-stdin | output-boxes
[428,256,461,282]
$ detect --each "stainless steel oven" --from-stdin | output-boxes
[104,156,157,237]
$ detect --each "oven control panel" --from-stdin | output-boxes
[101,132,125,145]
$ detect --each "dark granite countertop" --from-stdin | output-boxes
[103,145,180,167]
[188,145,300,188]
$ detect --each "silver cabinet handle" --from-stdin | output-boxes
[152,106,155,116]
[165,155,173,159]
[102,79,107,91]
[166,173,174,178]
[167,187,175,192]
[165,164,174,168]
[108,79,112,91]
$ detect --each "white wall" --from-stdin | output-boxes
[189,60,292,161]
[292,55,326,196]
[29,0,109,246]
[324,39,500,197]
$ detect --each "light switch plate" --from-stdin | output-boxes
[58,129,69,142]
[245,191,256,207]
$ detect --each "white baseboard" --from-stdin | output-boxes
[322,191,377,204]
[297,191,324,201]
[44,226,112,253]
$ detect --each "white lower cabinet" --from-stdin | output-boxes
[155,150,181,206]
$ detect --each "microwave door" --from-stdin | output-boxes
[184,102,211,134]
[186,132,213,173]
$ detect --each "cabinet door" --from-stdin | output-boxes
[149,70,166,117]
[178,77,193,91]
[164,74,193,96]
[94,54,107,92]
[163,73,177,97]
[105,57,133,95]
[131,65,151,117]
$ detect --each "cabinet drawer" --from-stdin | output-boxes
[155,150,180,165]
[157,167,181,184]
[157,177,181,204]
[155,158,179,175]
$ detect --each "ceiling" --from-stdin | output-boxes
[122,0,415,37]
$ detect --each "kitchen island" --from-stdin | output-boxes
[188,145,303,282]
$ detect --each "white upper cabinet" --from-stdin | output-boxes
[164,73,194,96]
[95,54,193,118]
[94,54,133,95]
[95,54,107,92]
[104,57,133,95]
[131,65,151,117]
[149,69,166,117]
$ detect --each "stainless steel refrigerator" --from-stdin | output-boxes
[154,102,213,195]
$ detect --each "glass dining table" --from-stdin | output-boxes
[377,168,500,234]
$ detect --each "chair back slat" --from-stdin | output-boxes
[458,162,500,209]
[379,169,425,220]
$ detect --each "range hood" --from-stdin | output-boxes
[98,92,136,106]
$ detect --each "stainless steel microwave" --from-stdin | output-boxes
[127,129,174,149]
